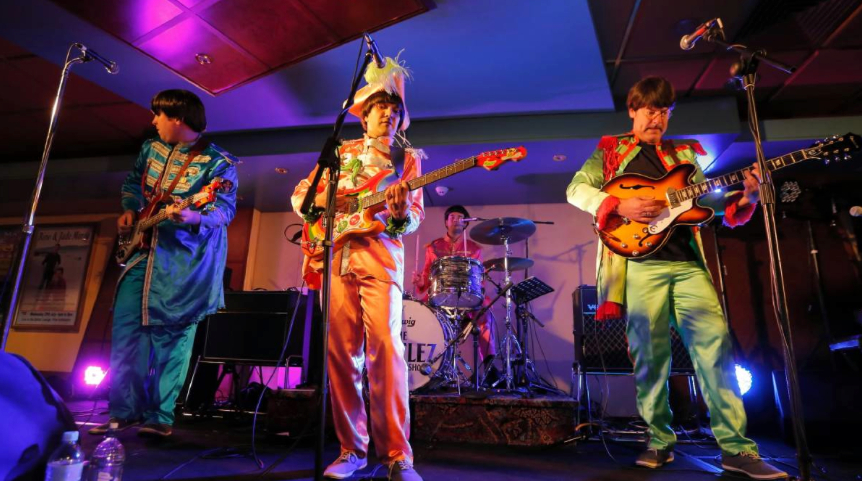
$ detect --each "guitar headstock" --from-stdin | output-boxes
[476,146,527,171]
[809,133,860,164]
[192,177,232,208]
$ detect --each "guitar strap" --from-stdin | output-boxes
[390,147,406,178]
[162,138,210,199]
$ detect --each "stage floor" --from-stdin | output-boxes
[70,399,860,481]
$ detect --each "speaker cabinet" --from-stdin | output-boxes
[202,290,321,365]
[572,285,693,373]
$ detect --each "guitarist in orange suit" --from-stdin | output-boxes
[567,77,785,480]
[290,55,424,481]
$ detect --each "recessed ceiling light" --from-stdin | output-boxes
[552,154,567,162]
[195,53,212,65]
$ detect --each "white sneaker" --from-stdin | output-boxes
[324,452,367,479]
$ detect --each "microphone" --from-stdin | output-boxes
[363,33,385,69]
[75,43,119,74]
[850,206,862,217]
[679,18,721,51]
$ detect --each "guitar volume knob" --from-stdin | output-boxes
[632,250,640,256]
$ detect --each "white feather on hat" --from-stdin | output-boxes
[348,52,412,130]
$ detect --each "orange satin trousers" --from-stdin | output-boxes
[328,272,413,464]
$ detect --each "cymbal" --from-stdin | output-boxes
[483,256,534,272]
[470,217,536,245]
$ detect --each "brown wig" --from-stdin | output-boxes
[151,89,207,133]
[360,90,405,130]
[626,76,676,111]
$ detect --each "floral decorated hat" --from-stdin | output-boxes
[348,52,412,131]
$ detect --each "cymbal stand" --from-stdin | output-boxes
[419,284,512,392]
[492,235,522,391]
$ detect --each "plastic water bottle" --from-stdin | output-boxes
[44,431,85,481]
[87,423,125,481]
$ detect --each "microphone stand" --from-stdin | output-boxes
[298,46,375,481]
[1,44,89,351]
[701,24,812,480]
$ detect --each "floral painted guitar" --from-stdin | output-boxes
[302,147,527,260]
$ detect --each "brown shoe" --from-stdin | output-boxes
[88,418,141,435]
[138,423,173,438]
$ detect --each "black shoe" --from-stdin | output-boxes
[138,423,173,438]
[635,447,674,468]
[88,418,141,435]
[721,452,788,479]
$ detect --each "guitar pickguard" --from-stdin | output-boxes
[647,199,694,234]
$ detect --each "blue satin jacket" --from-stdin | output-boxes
[119,138,239,326]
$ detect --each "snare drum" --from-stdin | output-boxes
[428,256,484,309]
[401,299,455,391]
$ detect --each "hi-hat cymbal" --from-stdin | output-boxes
[469,217,536,245]
[483,256,534,272]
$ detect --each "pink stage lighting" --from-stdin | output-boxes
[84,366,107,386]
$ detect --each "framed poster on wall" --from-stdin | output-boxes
[11,224,97,332]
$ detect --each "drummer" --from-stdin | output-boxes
[412,205,498,377]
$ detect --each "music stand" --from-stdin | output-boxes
[512,276,554,305]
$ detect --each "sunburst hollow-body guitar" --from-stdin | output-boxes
[598,133,860,258]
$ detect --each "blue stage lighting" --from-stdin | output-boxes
[735,364,753,396]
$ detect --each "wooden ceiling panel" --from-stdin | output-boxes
[826,7,862,48]
[21,59,134,107]
[51,0,184,43]
[0,112,52,160]
[0,37,31,58]
[694,50,810,91]
[0,59,59,113]
[299,0,429,38]
[52,108,135,146]
[199,0,337,68]
[137,16,269,94]
[782,49,862,89]
[613,58,710,99]
[624,0,753,59]
[89,103,154,139]
[50,0,431,95]
[587,0,636,60]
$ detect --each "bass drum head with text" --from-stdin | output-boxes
[401,299,452,391]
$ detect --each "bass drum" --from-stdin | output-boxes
[401,299,454,391]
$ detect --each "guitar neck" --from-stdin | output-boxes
[675,147,816,202]
[139,197,195,231]
[359,156,479,209]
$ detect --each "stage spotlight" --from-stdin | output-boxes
[735,364,753,396]
[84,366,107,386]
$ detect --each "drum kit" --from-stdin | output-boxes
[402,216,558,395]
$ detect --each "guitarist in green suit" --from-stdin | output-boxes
[567,76,786,479]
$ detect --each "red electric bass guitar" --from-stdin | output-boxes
[115,177,230,265]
